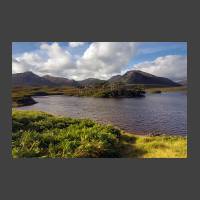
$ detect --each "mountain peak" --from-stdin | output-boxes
[108,69,180,86]
[125,70,155,77]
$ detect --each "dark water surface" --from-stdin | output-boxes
[17,92,187,135]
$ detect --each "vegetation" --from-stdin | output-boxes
[12,95,37,107]
[12,82,187,107]
[92,86,145,98]
[145,86,187,93]
[12,86,65,107]
[12,110,187,158]
[12,85,146,107]
[12,110,121,158]
[119,133,187,158]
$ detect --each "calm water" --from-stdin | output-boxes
[17,92,187,135]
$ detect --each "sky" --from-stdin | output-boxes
[12,42,187,81]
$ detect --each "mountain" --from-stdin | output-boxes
[78,78,106,87]
[12,70,181,88]
[108,75,122,83]
[108,70,180,86]
[12,71,54,87]
[12,71,78,87]
[43,75,79,87]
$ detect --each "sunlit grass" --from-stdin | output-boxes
[119,133,187,158]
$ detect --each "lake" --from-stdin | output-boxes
[16,92,187,135]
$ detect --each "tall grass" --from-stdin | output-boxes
[12,110,121,158]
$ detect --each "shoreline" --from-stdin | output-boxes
[12,109,187,158]
[13,107,187,137]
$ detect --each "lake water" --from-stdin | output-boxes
[16,92,187,135]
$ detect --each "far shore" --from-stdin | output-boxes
[12,85,187,107]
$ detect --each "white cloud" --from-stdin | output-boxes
[134,55,187,81]
[75,42,137,80]
[39,42,75,75]
[69,42,85,48]
[12,42,138,80]
[12,58,26,73]
[12,42,75,77]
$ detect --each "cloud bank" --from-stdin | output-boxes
[12,42,187,81]
[134,55,187,81]
[12,42,137,80]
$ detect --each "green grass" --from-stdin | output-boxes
[119,133,187,158]
[12,110,187,158]
[12,110,121,158]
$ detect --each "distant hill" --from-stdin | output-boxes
[43,75,79,87]
[108,70,180,86]
[12,71,78,87]
[78,78,106,87]
[108,75,122,83]
[12,71,54,87]
[12,70,181,88]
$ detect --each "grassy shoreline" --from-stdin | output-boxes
[12,110,187,158]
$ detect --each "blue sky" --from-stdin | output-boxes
[12,42,187,62]
[131,42,186,62]
[12,42,187,81]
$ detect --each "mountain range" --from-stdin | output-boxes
[12,70,181,87]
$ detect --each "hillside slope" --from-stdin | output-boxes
[108,70,180,86]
